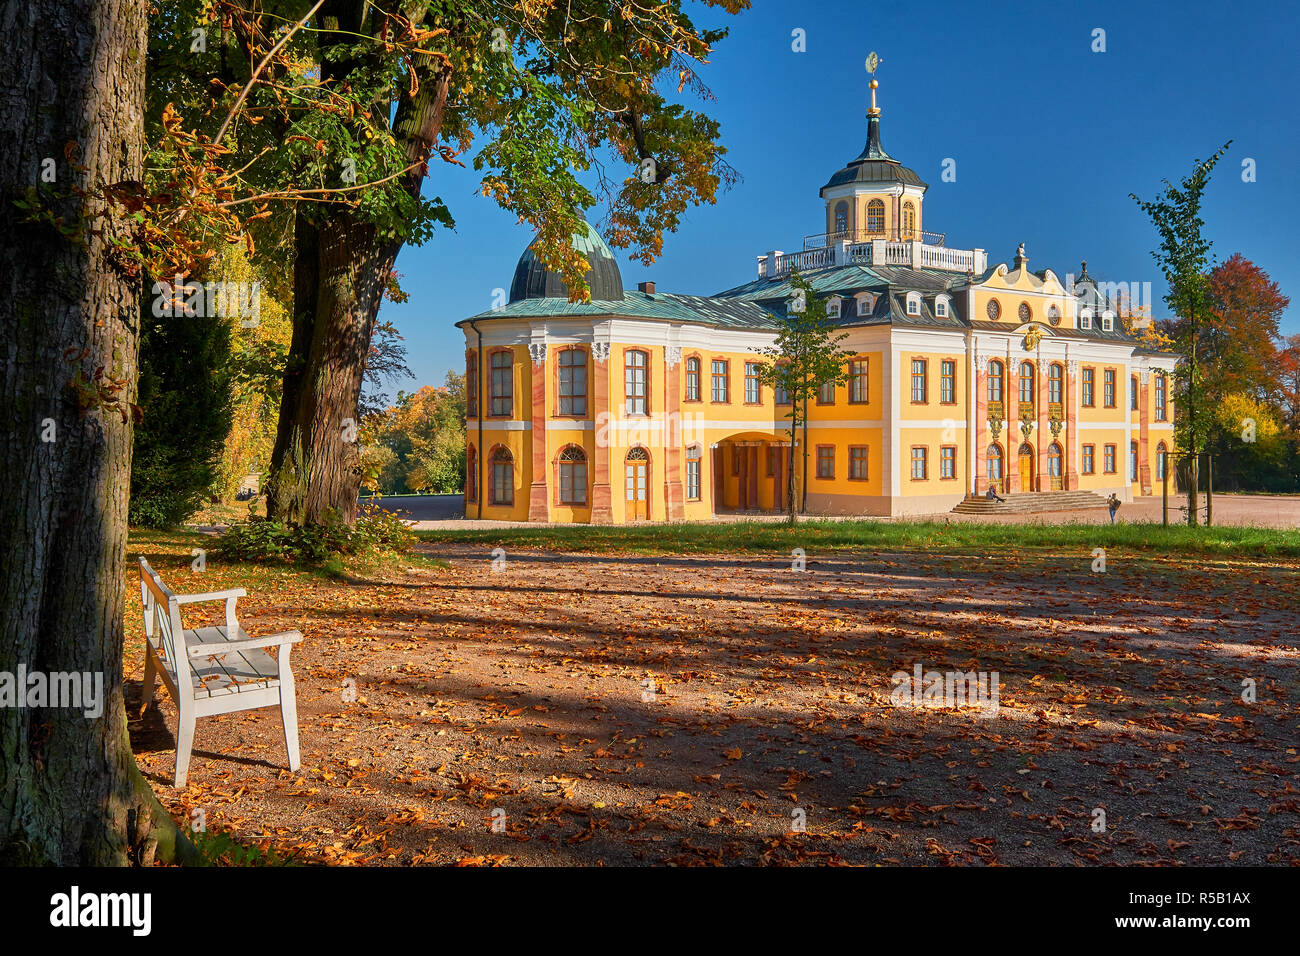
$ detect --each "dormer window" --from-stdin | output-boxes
[1079,308,1093,330]
[1101,310,1114,331]
[906,292,921,316]
[826,296,842,319]
[855,291,876,317]
[935,295,950,318]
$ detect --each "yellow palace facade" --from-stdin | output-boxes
[457,84,1177,523]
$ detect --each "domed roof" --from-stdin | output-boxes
[508,220,625,303]
[820,106,927,194]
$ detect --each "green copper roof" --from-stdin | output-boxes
[509,220,625,302]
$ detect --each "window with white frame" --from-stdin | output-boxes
[1101,310,1114,331]
[1079,308,1093,330]
[935,295,950,318]
[906,292,921,316]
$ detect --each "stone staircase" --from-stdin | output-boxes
[952,490,1111,515]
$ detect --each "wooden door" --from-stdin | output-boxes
[625,449,649,520]
[1018,444,1034,491]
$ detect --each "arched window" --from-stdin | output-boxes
[988,360,1004,403]
[1048,442,1063,477]
[1079,308,1093,330]
[684,356,701,402]
[685,444,703,500]
[489,446,514,505]
[987,443,1004,482]
[935,295,950,318]
[1156,441,1168,480]
[1049,363,1063,404]
[901,201,916,239]
[906,291,921,316]
[466,445,477,503]
[855,291,876,317]
[1102,310,1115,331]
[834,200,849,237]
[826,296,842,319]
[624,349,648,415]
[1019,361,1035,404]
[557,347,587,416]
[557,445,587,505]
[866,199,885,234]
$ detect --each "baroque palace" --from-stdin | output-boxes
[457,79,1177,523]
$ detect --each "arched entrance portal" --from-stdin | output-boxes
[625,447,649,520]
[1018,442,1035,490]
[713,434,790,514]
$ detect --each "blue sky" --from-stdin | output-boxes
[381,0,1300,390]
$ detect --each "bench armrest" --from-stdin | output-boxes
[175,588,247,605]
[188,630,303,658]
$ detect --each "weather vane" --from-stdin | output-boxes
[865,52,882,114]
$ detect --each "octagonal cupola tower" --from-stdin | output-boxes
[819,73,927,242]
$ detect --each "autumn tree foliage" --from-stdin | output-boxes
[140,0,749,528]
[364,376,467,495]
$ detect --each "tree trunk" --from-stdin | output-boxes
[800,399,809,513]
[0,0,195,864]
[265,214,397,525]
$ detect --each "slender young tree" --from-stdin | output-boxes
[1131,141,1230,525]
[0,0,197,864]
[754,272,851,521]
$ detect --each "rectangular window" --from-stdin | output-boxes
[745,362,761,404]
[685,357,701,402]
[1104,443,1116,474]
[558,349,587,416]
[849,446,868,480]
[686,448,701,500]
[910,446,927,480]
[490,351,512,417]
[940,360,956,404]
[818,379,835,405]
[1155,376,1167,420]
[711,359,729,403]
[1082,367,1095,407]
[1104,369,1116,408]
[775,382,790,405]
[1082,444,1095,474]
[624,350,648,415]
[911,359,927,404]
[849,359,869,404]
[940,445,956,479]
[1130,375,1139,411]
[1130,441,1139,482]
[816,445,834,479]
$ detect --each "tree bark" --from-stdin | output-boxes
[0,0,194,864]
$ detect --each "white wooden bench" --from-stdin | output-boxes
[138,557,303,787]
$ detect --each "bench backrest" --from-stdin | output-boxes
[138,558,186,680]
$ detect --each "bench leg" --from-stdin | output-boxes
[140,650,157,714]
[174,701,195,788]
[280,683,301,773]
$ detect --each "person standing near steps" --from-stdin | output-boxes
[1106,493,1121,524]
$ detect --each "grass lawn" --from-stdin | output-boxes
[416,517,1300,558]
[125,523,1300,865]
